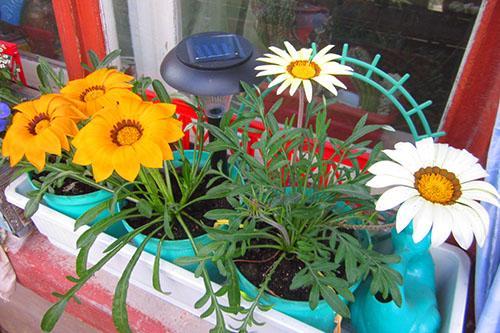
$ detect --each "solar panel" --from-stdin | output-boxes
[186,34,242,63]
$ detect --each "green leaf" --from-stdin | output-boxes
[88,50,100,69]
[99,49,121,68]
[136,200,153,218]
[319,284,350,318]
[152,235,170,295]
[195,292,211,309]
[24,196,41,218]
[226,262,240,312]
[204,209,240,220]
[112,228,158,333]
[41,299,70,331]
[152,80,171,103]
[74,199,111,230]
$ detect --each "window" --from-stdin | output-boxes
[0,0,66,87]
[101,0,484,147]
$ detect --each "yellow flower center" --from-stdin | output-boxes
[287,60,320,79]
[27,113,51,135]
[110,119,143,146]
[80,85,106,102]
[414,167,462,205]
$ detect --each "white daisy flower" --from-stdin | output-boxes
[367,137,499,249]
[255,41,353,103]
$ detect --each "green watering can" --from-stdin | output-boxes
[350,224,441,333]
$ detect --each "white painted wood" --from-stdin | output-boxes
[127,0,180,85]
[99,0,122,69]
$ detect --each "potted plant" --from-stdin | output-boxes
[197,82,403,332]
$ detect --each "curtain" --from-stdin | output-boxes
[475,108,500,332]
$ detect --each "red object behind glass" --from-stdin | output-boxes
[0,40,27,86]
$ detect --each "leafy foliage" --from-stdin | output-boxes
[195,82,402,329]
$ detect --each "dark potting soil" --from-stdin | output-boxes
[125,171,232,240]
[32,172,98,196]
[235,238,348,302]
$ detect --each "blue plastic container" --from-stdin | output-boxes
[122,150,226,280]
[237,268,360,332]
[27,175,126,237]
[235,199,369,333]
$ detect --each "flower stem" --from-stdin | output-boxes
[297,88,305,129]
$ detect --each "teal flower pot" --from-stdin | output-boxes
[236,268,360,332]
[27,175,126,237]
[122,220,218,275]
[121,150,230,281]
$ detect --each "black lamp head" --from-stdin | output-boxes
[160,32,263,96]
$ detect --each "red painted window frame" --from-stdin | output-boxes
[52,0,107,79]
[52,0,499,162]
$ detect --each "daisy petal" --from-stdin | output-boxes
[268,73,289,88]
[459,204,486,247]
[415,137,435,167]
[284,41,298,58]
[449,205,474,249]
[368,160,414,179]
[314,45,334,59]
[384,142,422,173]
[366,174,414,188]
[457,197,490,243]
[303,80,313,102]
[461,189,499,206]
[433,143,449,168]
[450,149,479,175]
[289,79,302,96]
[313,76,339,95]
[457,164,488,183]
[269,46,292,61]
[430,205,452,247]
[375,186,418,211]
[461,181,500,199]
[276,78,293,95]
[396,196,425,233]
[412,201,434,243]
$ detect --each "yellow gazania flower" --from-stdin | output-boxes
[60,68,134,117]
[1,94,85,171]
[255,41,353,102]
[72,95,184,182]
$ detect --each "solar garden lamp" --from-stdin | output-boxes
[160,32,262,170]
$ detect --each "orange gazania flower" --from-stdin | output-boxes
[72,94,184,182]
[60,68,134,117]
[1,94,85,171]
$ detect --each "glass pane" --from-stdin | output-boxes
[111,0,136,75]
[179,0,482,144]
[0,0,64,61]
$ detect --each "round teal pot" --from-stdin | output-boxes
[236,268,360,332]
[121,150,229,281]
[122,220,219,277]
[27,175,126,237]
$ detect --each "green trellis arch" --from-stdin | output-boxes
[338,43,445,141]
[250,43,446,142]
